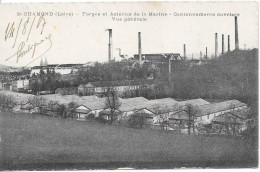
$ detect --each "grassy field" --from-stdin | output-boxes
[0,112,257,170]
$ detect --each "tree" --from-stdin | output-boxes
[104,87,121,125]
[57,104,66,118]
[68,101,78,119]
[183,104,198,135]
[153,105,170,132]
[157,113,169,131]
[127,112,149,128]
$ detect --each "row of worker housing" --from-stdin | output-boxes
[56,80,156,97]
[1,77,155,99]
[9,92,249,135]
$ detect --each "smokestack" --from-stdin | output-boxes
[108,29,112,62]
[183,44,186,60]
[200,51,202,60]
[228,35,230,52]
[235,16,239,50]
[138,32,142,66]
[206,47,208,59]
[215,33,218,58]
[222,34,225,54]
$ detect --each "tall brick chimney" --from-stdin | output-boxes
[235,16,239,50]
[183,44,186,60]
[228,35,230,52]
[138,32,142,66]
[108,29,112,62]
[222,34,225,54]
[206,47,208,59]
[215,33,218,58]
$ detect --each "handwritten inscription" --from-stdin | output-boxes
[4,16,52,67]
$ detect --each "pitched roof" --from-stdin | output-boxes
[169,110,189,120]
[177,98,210,107]
[118,97,150,112]
[75,105,91,114]
[212,112,246,124]
[144,98,178,113]
[118,97,178,113]
[195,100,247,117]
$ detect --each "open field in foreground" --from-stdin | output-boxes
[0,112,257,170]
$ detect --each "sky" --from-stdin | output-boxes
[0,1,258,67]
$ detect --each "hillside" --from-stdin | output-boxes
[0,112,256,170]
[171,49,258,109]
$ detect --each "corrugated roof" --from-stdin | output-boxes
[195,100,247,117]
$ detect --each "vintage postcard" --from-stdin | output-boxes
[0,1,258,170]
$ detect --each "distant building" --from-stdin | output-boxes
[75,105,92,119]
[78,80,156,97]
[4,67,23,73]
[30,64,84,76]
[1,82,12,90]
[195,100,248,124]
[12,79,30,92]
[133,53,183,65]
[188,59,207,67]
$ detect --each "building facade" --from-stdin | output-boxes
[133,53,183,65]
[12,80,30,92]
[30,64,84,76]
[78,80,156,97]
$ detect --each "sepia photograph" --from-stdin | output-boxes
[0,1,258,170]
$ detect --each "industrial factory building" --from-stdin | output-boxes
[78,80,156,97]
[30,64,84,76]
[133,53,183,65]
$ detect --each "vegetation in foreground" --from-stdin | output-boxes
[0,112,257,170]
